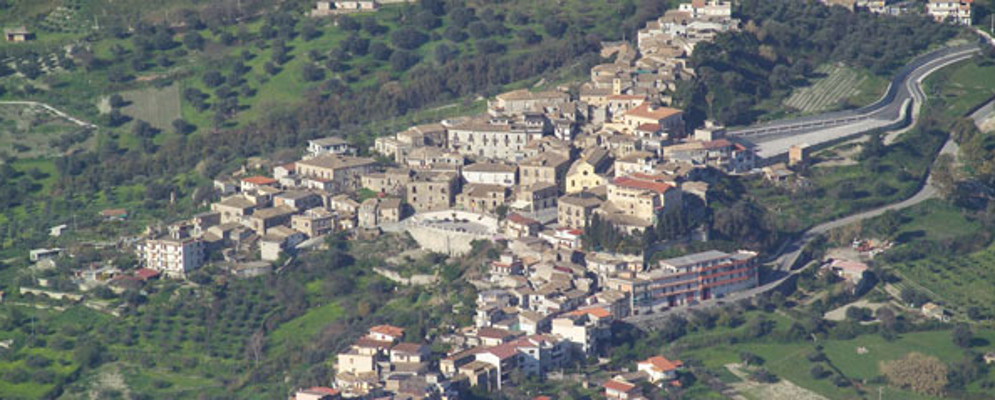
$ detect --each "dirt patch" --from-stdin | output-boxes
[725,363,828,400]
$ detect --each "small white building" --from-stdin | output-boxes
[462,162,518,187]
[307,136,357,157]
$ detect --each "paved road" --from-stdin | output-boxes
[0,100,97,129]
[626,44,981,329]
[728,43,981,159]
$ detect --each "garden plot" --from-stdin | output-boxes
[784,65,868,114]
[119,84,182,132]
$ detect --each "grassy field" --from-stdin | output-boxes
[0,103,93,158]
[267,301,343,354]
[683,329,995,400]
[784,64,887,114]
[119,84,182,133]
[889,242,995,318]
[929,60,995,118]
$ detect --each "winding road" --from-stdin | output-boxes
[627,41,983,330]
[729,43,981,159]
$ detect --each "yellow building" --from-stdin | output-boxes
[566,148,613,193]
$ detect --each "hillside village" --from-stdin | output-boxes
[9,0,995,399]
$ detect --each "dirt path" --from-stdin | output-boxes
[0,100,97,129]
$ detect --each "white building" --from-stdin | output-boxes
[927,0,973,25]
[139,233,204,278]
[462,162,518,187]
[307,136,356,157]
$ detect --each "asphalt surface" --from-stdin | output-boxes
[728,43,981,158]
[626,44,983,329]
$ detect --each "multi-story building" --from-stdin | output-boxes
[211,195,257,224]
[558,192,604,229]
[457,184,510,214]
[447,114,550,161]
[626,250,759,312]
[245,206,297,235]
[406,172,459,212]
[273,190,324,211]
[566,148,613,193]
[663,139,755,173]
[291,208,336,237]
[307,136,356,157]
[677,0,733,18]
[519,152,571,188]
[139,230,204,279]
[296,154,377,192]
[514,182,559,213]
[358,198,402,228]
[488,89,571,115]
[550,307,612,356]
[621,103,684,135]
[361,168,414,196]
[926,0,972,25]
[374,123,447,162]
[603,174,682,229]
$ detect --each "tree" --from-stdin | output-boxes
[900,287,928,307]
[202,70,225,88]
[389,51,420,72]
[952,323,973,348]
[391,27,429,50]
[183,32,205,51]
[881,352,948,396]
[543,18,567,38]
[301,63,325,82]
[172,118,195,135]
[739,351,764,366]
[370,42,393,61]
[810,365,827,379]
[750,368,778,383]
[108,94,127,108]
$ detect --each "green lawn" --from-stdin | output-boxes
[267,302,343,353]
[682,329,994,400]
[928,60,995,118]
[889,242,995,317]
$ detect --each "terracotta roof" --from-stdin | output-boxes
[369,324,405,338]
[507,213,540,226]
[568,306,611,319]
[391,342,427,354]
[636,123,661,132]
[639,355,684,373]
[625,103,683,121]
[280,162,296,170]
[612,176,674,194]
[483,342,520,360]
[134,268,160,281]
[242,176,277,185]
[603,379,637,392]
[477,327,516,339]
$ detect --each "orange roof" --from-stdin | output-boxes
[625,103,682,121]
[100,208,128,217]
[369,324,405,338]
[639,355,684,372]
[242,176,277,185]
[281,162,296,170]
[507,213,540,226]
[603,379,636,392]
[612,176,673,194]
[568,306,611,319]
[636,123,661,132]
[533,396,553,400]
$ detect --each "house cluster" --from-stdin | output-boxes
[601,355,686,399]
[821,0,973,23]
[311,0,380,16]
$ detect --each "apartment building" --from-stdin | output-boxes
[296,154,376,192]
[488,89,570,115]
[447,114,550,161]
[406,172,459,212]
[462,162,518,187]
[558,192,604,230]
[519,152,570,188]
[927,0,972,25]
[628,250,759,312]
[139,231,204,278]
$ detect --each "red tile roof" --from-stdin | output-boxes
[639,355,684,373]
[391,342,427,354]
[612,176,674,194]
[568,306,612,319]
[507,213,540,226]
[636,123,661,132]
[483,342,520,360]
[242,176,278,185]
[353,337,394,349]
[369,324,405,338]
[477,327,516,340]
[603,379,636,393]
[625,103,682,121]
[134,268,160,281]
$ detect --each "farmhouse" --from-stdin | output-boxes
[4,27,33,42]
